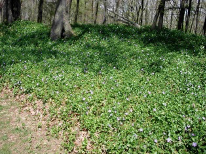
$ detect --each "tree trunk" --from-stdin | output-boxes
[177,0,186,30]
[115,0,121,22]
[94,0,99,24]
[136,5,141,24]
[140,0,144,25]
[157,0,165,29]
[0,1,3,23]
[170,10,173,29]
[195,0,200,34]
[144,0,148,25]
[91,0,94,22]
[68,0,72,17]
[185,0,192,32]
[50,0,74,40]
[103,0,107,24]
[152,0,166,29]
[10,0,21,21]
[74,0,80,24]
[4,0,13,23]
[203,16,206,36]
[37,0,44,23]
[83,1,87,23]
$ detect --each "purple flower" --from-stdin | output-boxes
[154,139,158,143]
[139,128,143,132]
[192,142,197,147]
[178,136,182,141]
[166,138,172,143]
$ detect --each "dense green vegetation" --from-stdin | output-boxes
[0,21,205,153]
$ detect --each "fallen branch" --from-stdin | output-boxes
[108,10,141,28]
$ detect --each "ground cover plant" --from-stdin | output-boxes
[0,21,206,153]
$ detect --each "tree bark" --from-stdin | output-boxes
[195,0,200,34]
[203,16,206,36]
[144,0,148,25]
[103,0,107,24]
[158,0,165,29]
[185,0,192,32]
[10,0,21,21]
[74,0,80,24]
[4,0,13,23]
[115,0,121,22]
[140,0,144,25]
[152,0,166,29]
[170,10,173,29]
[135,5,141,24]
[0,1,3,23]
[50,0,74,40]
[68,0,72,17]
[177,0,186,30]
[94,0,99,24]
[37,0,44,23]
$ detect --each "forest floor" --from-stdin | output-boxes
[0,89,63,154]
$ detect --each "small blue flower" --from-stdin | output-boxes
[192,142,197,147]
[154,139,158,143]
[166,138,172,143]
[139,128,143,132]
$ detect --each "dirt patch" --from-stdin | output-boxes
[0,89,65,154]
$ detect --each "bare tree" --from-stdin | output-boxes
[115,0,121,22]
[74,0,80,24]
[37,0,44,23]
[103,0,107,24]
[185,0,192,32]
[140,0,144,25]
[203,15,206,35]
[177,0,186,30]
[195,0,200,34]
[152,0,166,29]
[94,0,99,24]
[50,0,74,40]
[0,0,4,23]
[3,0,13,23]
[68,0,72,17]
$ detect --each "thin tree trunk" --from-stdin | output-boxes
[91,0,94,22]
[68,0,72,17]
[195,0,200,34]
[190,12,195,33]
[140,0,144,25]
[177,0,186,30]
[11,0,21,21]
[103,0,107,24]
[84,1,87,23]
[144,0,148,25]
[0,1,3,23]
[157,0,165,29]
[115,0,121,22]
[4,0,13,23]
[94,0,99,24]
[136,5,141,24]
[152,0,166,29]
[185,0,192,32]
[203,16,206,35]
[74,0,80,24]
[203,16,206,36]
[170,10,173,29]
[50,0,74,40]
[37,0,44,23]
